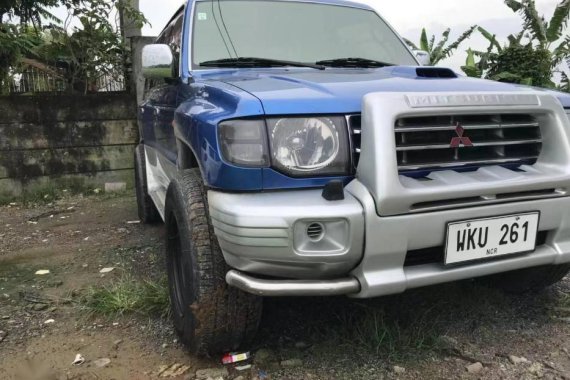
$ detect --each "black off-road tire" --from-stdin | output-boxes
[164,168,262,355]
[481,264,570,294]
[134,144,160,224]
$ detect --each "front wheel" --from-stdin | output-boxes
[480,264,570,294]
[164,169,262,355]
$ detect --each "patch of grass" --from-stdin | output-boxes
[261,281,517,360]
[330,303,442,357]
[559,291,570,308]
[0,179,132,207]
[81,276,170,318]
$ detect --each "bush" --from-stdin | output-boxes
[487,44,553,87]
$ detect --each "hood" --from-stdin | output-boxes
[201,66,570,114]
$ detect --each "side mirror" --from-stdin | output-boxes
[413,50,431,66]
[142,44,176,79]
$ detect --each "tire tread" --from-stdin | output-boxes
[166,168,262,355]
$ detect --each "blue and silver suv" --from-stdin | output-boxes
[136,0,570,354]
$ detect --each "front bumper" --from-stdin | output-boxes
[208,189,365,279]
[210,180,570,298]
[214,93,570,298]
[226,270,360,297]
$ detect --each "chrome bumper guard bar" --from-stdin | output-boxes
[226,270,361,297]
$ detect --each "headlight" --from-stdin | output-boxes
[267,117,351,177]
[218,116,351,177]
[218,119,269,167]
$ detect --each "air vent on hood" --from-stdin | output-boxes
[416,67,457,78]
[390,66,458,79]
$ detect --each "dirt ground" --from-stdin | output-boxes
[1,193,570,380]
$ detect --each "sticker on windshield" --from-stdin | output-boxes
[197,12,208,21]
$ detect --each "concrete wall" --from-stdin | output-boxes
[0,93,139,202]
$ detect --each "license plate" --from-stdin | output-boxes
[445,212,540,265]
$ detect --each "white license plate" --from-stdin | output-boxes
[445,212,540,265]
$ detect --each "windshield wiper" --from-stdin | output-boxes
[315,57,395,68]
[199,57,326,70]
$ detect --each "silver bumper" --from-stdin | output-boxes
[347,180,570,298]
[212,93,570,298]
[208,189,365,279]
[212,181,570,298]
[226,270,360,297]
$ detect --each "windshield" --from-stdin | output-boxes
[191,0,418,69]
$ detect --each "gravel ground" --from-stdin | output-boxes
[0,194,569,379]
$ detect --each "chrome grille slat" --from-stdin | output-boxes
[399,156,539,171]
[396,138,542,151]
[395,114,542,172]
[395,122,539,133]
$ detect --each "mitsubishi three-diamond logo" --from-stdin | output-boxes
[450,122,473,148]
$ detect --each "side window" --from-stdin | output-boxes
[168,15,184,55]
[158,12,184,73]
[166,14,184,72]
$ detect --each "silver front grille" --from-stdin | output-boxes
[395,114,542,172]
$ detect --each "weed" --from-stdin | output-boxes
[0,179,133,207]
[260,281,514,360]
[81,276,170,318]
[559,291,570,308]
[330,302,442,357]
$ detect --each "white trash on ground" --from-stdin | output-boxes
[72,354,85,366]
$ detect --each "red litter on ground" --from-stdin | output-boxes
[222,352,250,364]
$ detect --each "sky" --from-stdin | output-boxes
[56,0,568,73]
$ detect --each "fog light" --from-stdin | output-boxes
[306,223,325,242]
[293,220,350,256]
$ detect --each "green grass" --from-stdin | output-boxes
[261,281,517,360]
[0,179,133,207]
[558,291,570,309]
[330,303,442,357]
[81,276,171,318]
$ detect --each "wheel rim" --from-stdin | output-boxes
[168,213,192,318]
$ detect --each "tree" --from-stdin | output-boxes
[461,1,569,91]
[1,0,147,93]
[560,72,570,92]
[0,0,62,91]
[404,26,477,65]
[0,0,61,25]
[504,0,569,67]
[463,26,553,86]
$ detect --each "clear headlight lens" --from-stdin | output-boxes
[267,116,350,176]
[218,116,351,177]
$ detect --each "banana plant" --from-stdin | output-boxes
[460,27,503,78]
[461,49,482,78]
[404,25,477,65]
[504,0,570,67]
[560,72,570,92]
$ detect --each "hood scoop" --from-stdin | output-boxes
[390,66,458,79]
